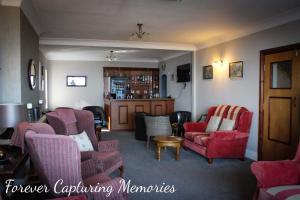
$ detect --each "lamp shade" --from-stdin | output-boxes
[0,104,26,128]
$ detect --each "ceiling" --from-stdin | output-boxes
[25,0,300,46]
[18,0,300,61]
[39,45,189,62]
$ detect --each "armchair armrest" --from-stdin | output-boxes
[97,140,119,152]
[81,159,98,179]
[183,122,207,132]
[251,160,300,188]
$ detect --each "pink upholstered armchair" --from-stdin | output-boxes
[25,131,127,200]
[46,108,124,176]
[251,146,300,200]
[183,105,253,163]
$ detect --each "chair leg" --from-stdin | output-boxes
[207,158,213,164]
[119,165,124,177]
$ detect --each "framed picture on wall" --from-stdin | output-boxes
[203,65,213,79]
[66,76,87,87]
[229,61,243,78]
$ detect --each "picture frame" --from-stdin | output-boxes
[229,61,243,78]
[203,65,213,79]
[66,76,87,87]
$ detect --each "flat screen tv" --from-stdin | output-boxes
[177,63,191,82]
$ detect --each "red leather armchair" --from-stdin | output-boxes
[183,105,253,163]
[46,108,124,176]
[251,146,300,200]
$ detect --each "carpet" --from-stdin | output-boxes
[103,131,257,200]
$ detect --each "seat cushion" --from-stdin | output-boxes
[185,132,206,141]
[194,134,210,146]
[92,151,123,172]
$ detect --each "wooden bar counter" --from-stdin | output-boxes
[104,98,174,131]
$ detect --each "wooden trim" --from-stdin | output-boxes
[270,60,292,90]
[258,42,300,160]
[135,104,144,112]
[118,105,128,125]
[267,96,292,145]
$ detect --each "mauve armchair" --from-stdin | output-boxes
[46,108,124,176]
[183,105,253,164]
[25,131,127,200]
[251,146,300,200]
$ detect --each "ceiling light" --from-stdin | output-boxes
[130,24,151,40]
[106,51,118,61]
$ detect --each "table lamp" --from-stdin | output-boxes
[0,104,26,160]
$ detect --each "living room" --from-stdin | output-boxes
[1,0,300,199]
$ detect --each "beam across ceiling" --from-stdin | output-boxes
[40,37,196,51]
[1,0,22,7]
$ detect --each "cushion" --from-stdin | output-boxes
[184,132,206,140]
[226,105,245,129]
[275,188,300,200]
[194,135,210,146]
[205,116,221,132]
[219,118,235,131]
[265,185,300,197]
[213,105,230,117]
[69,131,94,152]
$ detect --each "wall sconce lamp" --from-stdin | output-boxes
[213,60,224,68]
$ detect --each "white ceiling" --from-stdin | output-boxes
[17,0,300,61]
[25,0,300,46]
[39,45,189,62]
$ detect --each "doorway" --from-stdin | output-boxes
[259,44,300,161]
[161,74,167,98]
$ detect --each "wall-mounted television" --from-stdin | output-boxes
[177,63,191,82]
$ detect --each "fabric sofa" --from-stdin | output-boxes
[251,145,300,200]
[183,105,253,163]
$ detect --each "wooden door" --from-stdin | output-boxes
[262,50,300,160]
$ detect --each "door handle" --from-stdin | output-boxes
[294,97,297,107]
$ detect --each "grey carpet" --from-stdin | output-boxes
[103,132,257,200]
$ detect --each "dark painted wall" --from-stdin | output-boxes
[0,6,21,103]
[20,11,39,106]
[0,6,42,106]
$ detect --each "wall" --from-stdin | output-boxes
[20,11,40,106]
[48,60,157,109]
[159,53,192,111]
[195,19,300,160]
[0,6,21,103]
[0,6,41,106]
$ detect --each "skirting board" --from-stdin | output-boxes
[245,149,257,161]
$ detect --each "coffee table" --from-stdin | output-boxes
[153,136,183,161]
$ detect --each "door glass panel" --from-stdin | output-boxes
[271,60,292,89]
